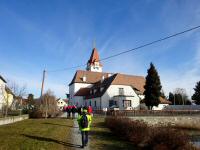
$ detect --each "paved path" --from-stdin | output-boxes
[61,112,90,149]
[72,120,90,150]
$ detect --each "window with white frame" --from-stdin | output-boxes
[123,100,131,107]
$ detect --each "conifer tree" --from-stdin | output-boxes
[144,63,162,110]
[192,81,200,105]
[168,92,174,105]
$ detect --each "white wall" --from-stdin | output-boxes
[101,85,141,110]
[57,99,67,110]
[0,79,6,110]
[85,97,101,109]
[69,83,92,105]
[152,104,169,110]
[69,83,143,110]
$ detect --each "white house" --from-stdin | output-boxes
[0,75,14,110]
[152,97,172,110]
[69,47,146,110]
[56,98,68,110]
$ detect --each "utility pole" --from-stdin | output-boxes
[40,70,46,97]
[40,70,47,119]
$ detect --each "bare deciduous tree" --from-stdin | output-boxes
[174,88,189,105]
[7,80,27,109]
[40,89,58,118]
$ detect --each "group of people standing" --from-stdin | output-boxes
[64,105,93,119]
[63,105,77,119]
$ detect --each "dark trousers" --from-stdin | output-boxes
[81,131,88,147]
[67,112,71,118]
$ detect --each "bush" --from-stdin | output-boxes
[105,117,198,150]
[105,117,148,145]
[28,109,43,118]
[147,127,190,150]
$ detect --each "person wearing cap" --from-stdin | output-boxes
[77,107,92,148]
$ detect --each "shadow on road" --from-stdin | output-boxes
[42,122,79,128]
[21,134,82,148]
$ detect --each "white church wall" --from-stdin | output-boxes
[85,97,101,109]
[69,83,92,105]
[102,85,140,110]
[73,96,84,106]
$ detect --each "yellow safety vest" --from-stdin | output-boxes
[77,114,92,131]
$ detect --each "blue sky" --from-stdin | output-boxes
[0,0,200,98]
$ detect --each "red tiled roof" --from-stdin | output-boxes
[111,73,145,93]
[69,70,111,85]
[159,97,172,104]
[140,97,172,104]
[74,88,90,96]
[87,48,102,66]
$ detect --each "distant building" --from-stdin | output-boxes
[69,47,146,110]
[0,75,15,110]
[56,98,68,110]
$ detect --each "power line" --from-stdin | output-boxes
[47,25,200,73]
[48,64,87,73]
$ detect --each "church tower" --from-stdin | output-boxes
[86,47,103,72]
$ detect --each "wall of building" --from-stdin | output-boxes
[85,97,101,109]
[70,84,143,110]
[0,80,13,110]
[69,83,92,105]
[101,85,141,110]
[57,99,67,110]
[152,104,169,110]
[0,79,6,109]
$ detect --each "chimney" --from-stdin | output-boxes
[101,75,105,82]
[83,76,86,82]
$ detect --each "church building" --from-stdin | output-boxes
[69,47,146,110]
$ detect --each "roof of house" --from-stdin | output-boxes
[159,97,172,104]
[0,75,6,83]
[69,70,111,85]
[140,97,172,104]
[73,71,145,99]
[87,48,102,66]
[111,73,145,93]
[74,88,90,96]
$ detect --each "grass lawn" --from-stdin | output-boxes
[0,116,135,150]
[0,118,75,150]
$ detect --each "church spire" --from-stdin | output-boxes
[86,47,103,72]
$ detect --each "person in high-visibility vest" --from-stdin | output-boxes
[77,107,92,148]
